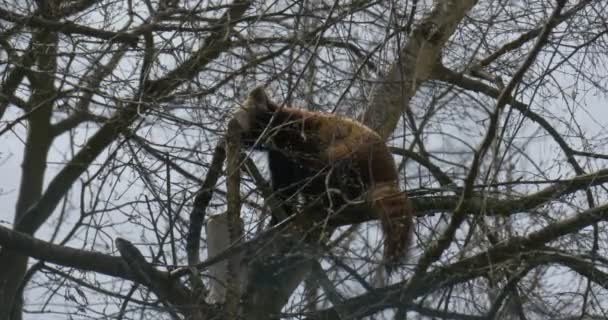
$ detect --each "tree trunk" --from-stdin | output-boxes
[0,28,56,320]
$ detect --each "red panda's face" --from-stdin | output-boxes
[233,86,271,132]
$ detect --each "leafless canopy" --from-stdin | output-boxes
[1,0,608,319]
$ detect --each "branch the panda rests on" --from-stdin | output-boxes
[233,86,414,271]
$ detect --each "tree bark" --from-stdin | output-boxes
[0,28,57,320]
[360,0,479,138]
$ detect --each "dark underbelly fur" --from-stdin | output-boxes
[267,149,365,230]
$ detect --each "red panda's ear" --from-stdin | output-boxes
[247,86,269,111]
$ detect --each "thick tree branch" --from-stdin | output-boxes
[50,111,105,137]
[0,224,218,320]
[0,224,132,281]
[308,201,608,319]
[56,0,100,18]
[171,165,608,279]
[116,238,203,319]
[0,7,139,44]
[359,0,478,138]
[224,118,244,318]
[186,144,225,267]
[411,167,608,218]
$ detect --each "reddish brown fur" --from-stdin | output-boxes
[234,87,414,270]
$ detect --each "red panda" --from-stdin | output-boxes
[233,86,413,271]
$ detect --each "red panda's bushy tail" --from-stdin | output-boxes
[369,183,414,274]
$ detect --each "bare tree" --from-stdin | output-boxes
[1,0,608,319]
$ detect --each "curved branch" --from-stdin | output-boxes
[389,146,454,186]
[523,250,608,290]
[431,64,591,176]
[478,0,592,67]
[0,224,131,280]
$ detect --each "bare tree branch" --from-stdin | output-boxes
[412,0,567,281]
[309,201,608,319]
[14,0,253,235]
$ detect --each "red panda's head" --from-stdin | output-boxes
[233,86,274,132]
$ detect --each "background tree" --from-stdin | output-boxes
[1,0,608,319]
